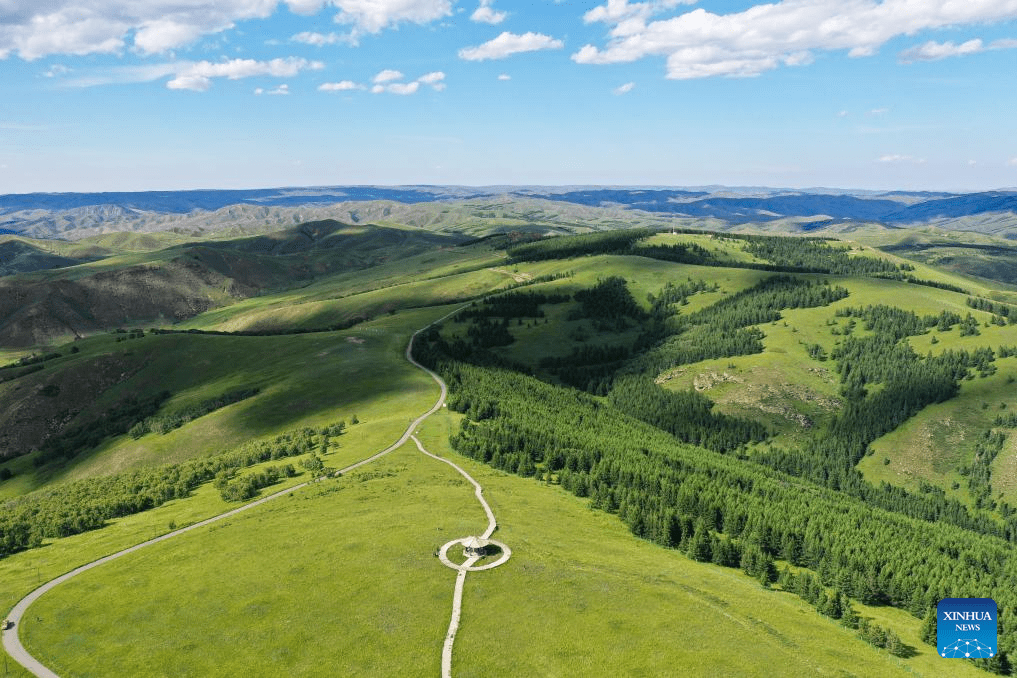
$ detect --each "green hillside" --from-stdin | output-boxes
[0,221,470,347]
[5,223,1017,677]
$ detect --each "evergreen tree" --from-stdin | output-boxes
[920,608,938,646]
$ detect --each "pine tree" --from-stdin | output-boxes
[777,565,796,591]
[919,608,937,646]
[884,629,906,657]
[688,520,712,562]
[840,601,859,629]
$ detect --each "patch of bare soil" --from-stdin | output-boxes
[489,267,532,283]
[665,369,841,429]
[0,353,148,459]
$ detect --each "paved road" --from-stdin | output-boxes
[2,307,464,678]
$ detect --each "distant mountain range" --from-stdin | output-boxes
[2,185,1016,240]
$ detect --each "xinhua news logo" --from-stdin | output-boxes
[938,598,997,659]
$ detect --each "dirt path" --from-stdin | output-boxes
[2,307,465,678]
[411,435,496,538]
[411,434,509,678]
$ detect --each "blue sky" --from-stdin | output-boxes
[1,0,1017,193]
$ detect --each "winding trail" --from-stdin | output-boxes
[411,435,496,539]
[410,435,511,678]
[2,306,466,678]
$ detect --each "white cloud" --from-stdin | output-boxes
[899,38,984,63]
[255,84,290,95]
[373,69,405,83]
[373,81,418,95]
[286,0,326,15]
[573,0,1017,79]
[837,110,848,117]
[472,0,507,24]
[459,31,564,61]
[167,74,213,91]
[870,107,889,115]
[584,0,693,25]
[498,73,511,80]
[899,37,1017,63]
[134,18,209,54]
[0,1,452,60]
[418,70,446,90]
[613,81,635,94]
[166,57,322,91]
[332,0,453,35]
[878,154,925,164]
[318,80,363,91]
[0,1,282,60]
[386,81,420,95]
[1008,157,1017,166]
[292,31,357,47]
[369,70,445,94]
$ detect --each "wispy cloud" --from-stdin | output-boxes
[64,57,321,91]
[459,31,564,61]
[498,73,511,81]
[878,154,925,164]
[292,31,357,47]
[43,64,71,78]
[254,84,289,95]
[166,58,323,91]
[613,81,635,95]
[899,37,1017,63]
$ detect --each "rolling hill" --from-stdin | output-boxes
[3,185,1017,241]
[0,221,468,346]
[4,216,1017,677]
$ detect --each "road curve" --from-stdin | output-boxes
[2,306,465,678]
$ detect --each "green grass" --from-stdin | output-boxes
[860,358,1017,505]
[20,447,459,677]
[0,454,312,678]
[16,408,975,677]
[176,261,509,333]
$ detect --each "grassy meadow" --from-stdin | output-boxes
[16,408,979,677]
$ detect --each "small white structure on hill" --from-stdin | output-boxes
[463,536,489,557]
